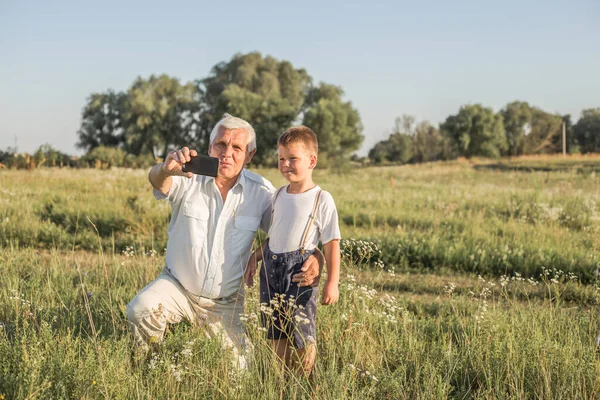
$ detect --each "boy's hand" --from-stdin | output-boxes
[321,281,339,305]
[244,256,258,287]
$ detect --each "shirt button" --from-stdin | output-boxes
[272,255,277,260]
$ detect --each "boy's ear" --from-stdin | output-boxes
[309,154,317,169]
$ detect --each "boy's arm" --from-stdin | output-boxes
[244,241,267,287]
[321,239,340,305]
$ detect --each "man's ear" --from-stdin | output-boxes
[245,148,257,165]
[309,154,317,169]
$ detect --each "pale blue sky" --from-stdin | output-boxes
[1,0,598,156]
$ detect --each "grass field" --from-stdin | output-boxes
[1,157,600,399]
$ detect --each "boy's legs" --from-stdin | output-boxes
[287,275,319,376]
[271,338,316,376]
[293,343,316,376]
[271,338,292,366]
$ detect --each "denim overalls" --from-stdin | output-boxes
[259,187,322,348]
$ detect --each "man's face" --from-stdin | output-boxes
[209,127,255,181]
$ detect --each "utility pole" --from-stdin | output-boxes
[562,121,566,157]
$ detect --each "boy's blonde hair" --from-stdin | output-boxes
[277,126,318,155]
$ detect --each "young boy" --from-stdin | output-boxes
[244,126,341,376]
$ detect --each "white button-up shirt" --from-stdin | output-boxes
[154,169,275,299]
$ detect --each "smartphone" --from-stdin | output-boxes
[182,155,219,177]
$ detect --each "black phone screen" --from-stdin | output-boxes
[182,155,219,177]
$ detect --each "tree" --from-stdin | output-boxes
[368,141,388,164]
[441,104,507,158]
[413,121,443,163]
[500,101,565,156]
[396,114,416,137]
[197,52,311,165]
[33,144,72,167]
[574,108,600,153]
[501,101,532,156]
[124,74,200,159]
[301,83,364,164]
[367,115,416,164]
[76,53,363,165]
[522,108,563,154]
[76,90,127,152]
[367,132,413,164]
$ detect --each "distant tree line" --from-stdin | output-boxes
[367,104,600,165]
[1,51,599,169]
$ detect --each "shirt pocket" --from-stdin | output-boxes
[234,216,261,232]
[183,201,209,221]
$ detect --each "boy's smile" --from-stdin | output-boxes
[278,144,317,185]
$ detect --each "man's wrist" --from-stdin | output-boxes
[159,162,173,177]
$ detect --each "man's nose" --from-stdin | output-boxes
[223,145,233,158]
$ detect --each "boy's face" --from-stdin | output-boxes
[278,143,317,184]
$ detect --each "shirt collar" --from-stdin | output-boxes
[206,168,246,192]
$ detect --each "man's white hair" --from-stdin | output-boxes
[209,113,257,153]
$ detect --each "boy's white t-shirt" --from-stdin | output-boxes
[268,185,341,254]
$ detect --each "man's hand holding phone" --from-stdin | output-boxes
[162,147,198,178]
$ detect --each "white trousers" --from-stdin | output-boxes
[126,268,247,368]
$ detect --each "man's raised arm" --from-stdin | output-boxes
[149,147,197,196]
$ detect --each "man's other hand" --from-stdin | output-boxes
[292,249,324,288]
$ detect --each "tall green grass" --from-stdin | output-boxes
[0,246,598,398]
[1,161,600,398]
[1,162,599,280]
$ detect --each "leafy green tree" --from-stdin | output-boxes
[33,144,73,167]
[441,104,507,158]
[197,52,311,165]
[501,101,532,156]
[413,122,442,163]
[80,146,128,168]
[367,115,416,164]
[368,141,388,164]
[124,74,200,159]
[573,108,600,153]
[395,114,416,137]
[77,53,363,165]
[522,108,563,154]
[367,133,413,164]
[501,101,565,156]
[197,52,363,165]
[76,90,127,152]
[301,83,364,164]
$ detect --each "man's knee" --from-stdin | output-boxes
[126,291,153,325]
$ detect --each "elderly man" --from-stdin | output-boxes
[126,114,322,367]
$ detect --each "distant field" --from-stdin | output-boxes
[473,153,600,173]
[2,156,600,280]
[1,158,600,398]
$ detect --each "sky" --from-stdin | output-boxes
[1,0,599,156]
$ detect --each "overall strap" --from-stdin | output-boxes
[269,186,285,229]
[299,189,322,254]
